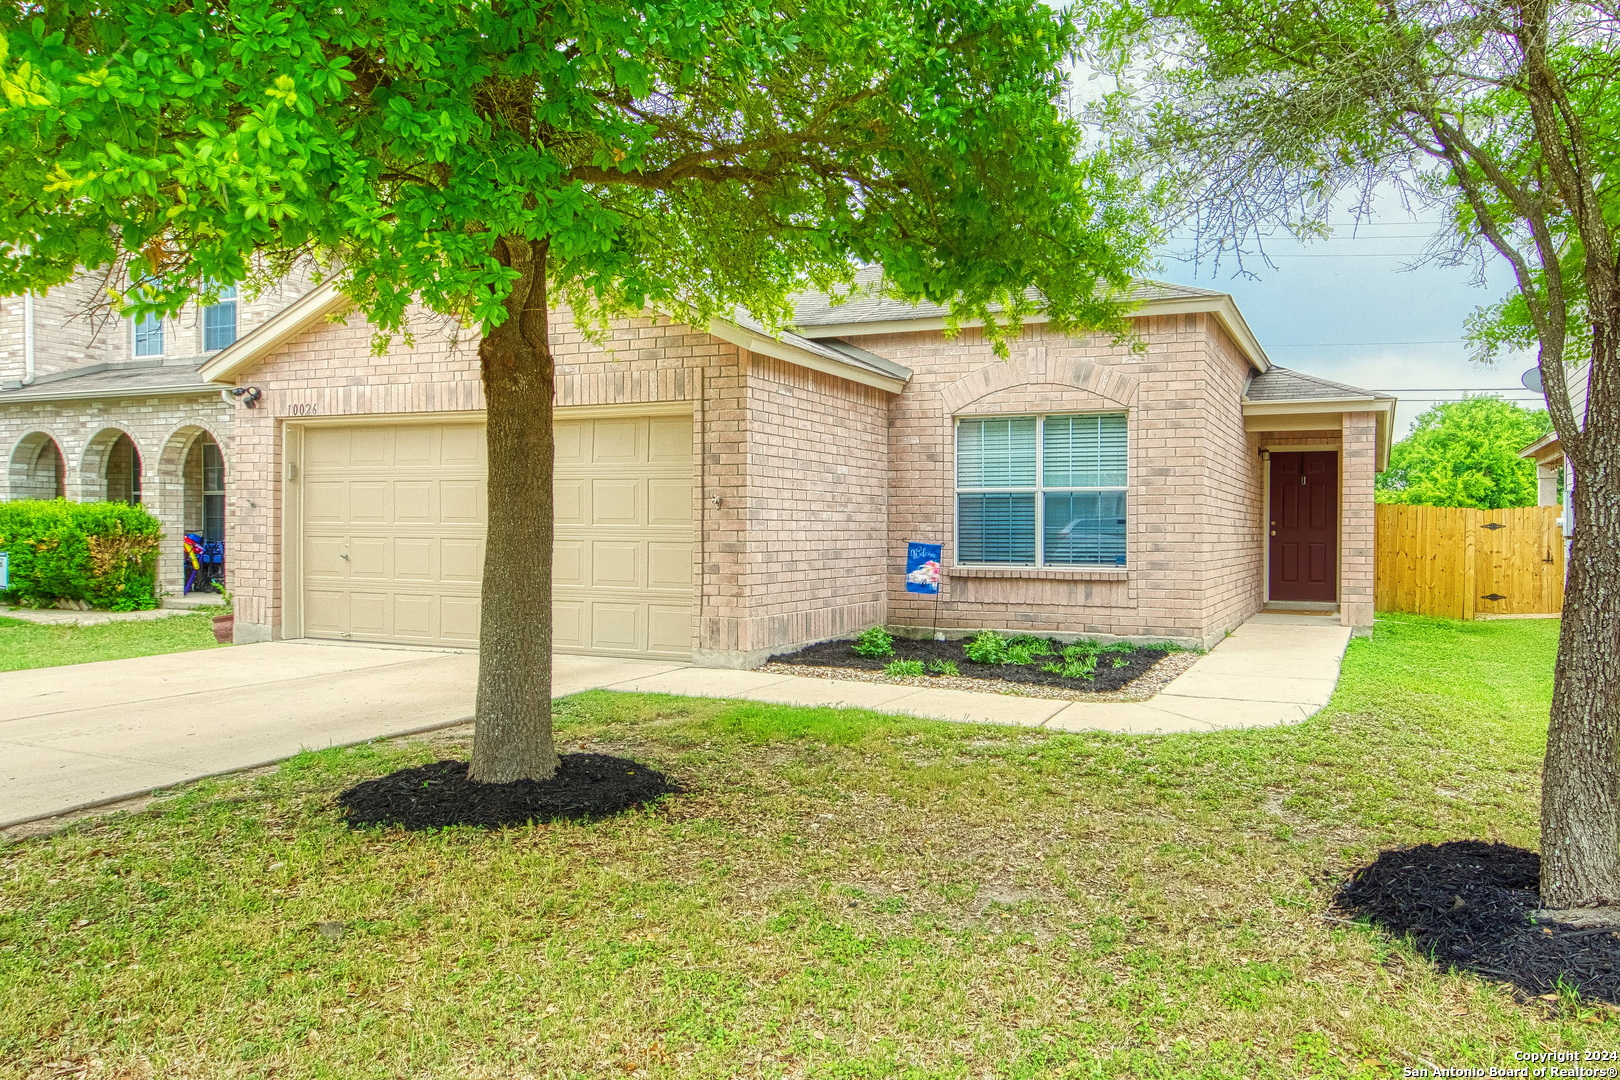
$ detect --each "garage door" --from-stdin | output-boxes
[301,422,487,646]
[551,413,694,660]
[297,413,693,659]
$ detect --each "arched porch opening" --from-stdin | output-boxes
[7,432,66,500]
[82,428,144,504]
[156,424,229,595]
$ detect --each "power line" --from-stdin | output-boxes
[1171,251,1438,258]
[1268,340,1466,347]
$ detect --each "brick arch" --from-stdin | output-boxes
[153,421,229,594]
[939,348,1140,415]
[7,430,68,501]
[80,426,145,503]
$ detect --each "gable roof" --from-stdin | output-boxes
[1244,367,1393,404]
[198,282,912,393]
[785,267,1271,372]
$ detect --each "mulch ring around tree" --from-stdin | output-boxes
[337,754,679,831]
[1335,840,1620,1004]
[768,636,1173,693]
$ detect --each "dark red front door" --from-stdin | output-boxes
[1269,451,1338,602]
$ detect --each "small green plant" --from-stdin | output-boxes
[1111,656,1131,668]
[927,659,960,677]
[1041,640,1106,680]
[1043,652,1098,680]
[966,630,1065,666]
[884,658,925,677]
[963,630,1008,665]
[851,626,895,659]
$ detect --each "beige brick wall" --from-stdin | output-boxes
[702,356,890,661]
[847,312,1264,647]
[1340,411,1378,628]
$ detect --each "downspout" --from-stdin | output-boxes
[22,291,35,385]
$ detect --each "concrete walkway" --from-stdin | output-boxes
[606,612,1352,734]
[0,613,1349,829]
[0,602,218,627]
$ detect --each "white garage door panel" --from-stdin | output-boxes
[552,413,694,660]
[299,414,692,659]
[300,423,487,647]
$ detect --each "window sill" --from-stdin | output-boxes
[948,565,1128,582]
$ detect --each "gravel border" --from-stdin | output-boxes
[757,649,1201,703]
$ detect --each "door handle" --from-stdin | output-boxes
[340,553,350,560]
[1270,531,1277,536]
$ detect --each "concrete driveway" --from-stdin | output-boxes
[0,642,681,828]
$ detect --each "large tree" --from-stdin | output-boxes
[0,0,1150,783]
[1084,0,1620,908]
[1376,395,1552,508]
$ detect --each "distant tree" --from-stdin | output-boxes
[0,0,1151,785]
[1376,396,1552,509]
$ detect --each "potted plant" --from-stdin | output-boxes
[211,587,234,644]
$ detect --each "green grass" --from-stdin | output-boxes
[0,611,228,672]
[0,613,1596,1079]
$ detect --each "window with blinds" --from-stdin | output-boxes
[955,413,1127,566]
[203,284,238,351]
[133,313,164,357]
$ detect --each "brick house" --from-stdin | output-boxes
[0,274,315,597]
[3,268,1394,660]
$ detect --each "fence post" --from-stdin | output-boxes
[1462,517,1478,621]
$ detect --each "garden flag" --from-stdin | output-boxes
[905,542,942,594]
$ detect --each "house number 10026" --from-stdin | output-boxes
[286,403,319,416]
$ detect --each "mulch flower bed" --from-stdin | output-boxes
[337,754,678,831]
[768,633,1176,694]
[1335,840,1620,1003]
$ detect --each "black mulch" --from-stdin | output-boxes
[336,754,678,831]
[768,636,1169,693]
[1334,840,1620,1003]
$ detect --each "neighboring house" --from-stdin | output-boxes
[1520,362,1587,542]
[170,269,1393,662]
[0,273,315,596]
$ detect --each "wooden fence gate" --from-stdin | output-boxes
[1375,504,1565,619]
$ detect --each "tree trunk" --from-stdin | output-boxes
[1540,311,1620,909]
[468,238,560,784]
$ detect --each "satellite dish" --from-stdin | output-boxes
[1521,367,1544,393]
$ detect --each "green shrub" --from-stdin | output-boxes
[883,658,925,677]
[1003,635,1055,665]
[851,626,895,659]
[1043,653,1099,680]
[966,630,1059,666]
[927,659,960,677]
[963,630,1008,664]
[0,500,163,611]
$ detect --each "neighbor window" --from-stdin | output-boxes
[202,284,238,351]
[133,313,164,357]
[955,413,1127,566]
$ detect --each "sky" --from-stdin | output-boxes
[1154,209,1545,437]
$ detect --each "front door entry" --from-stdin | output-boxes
[1269,451,1338,602]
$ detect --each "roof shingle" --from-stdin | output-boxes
[1244,366,1392,403]
[788,265,1224,329]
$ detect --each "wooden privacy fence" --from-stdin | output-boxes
[1375,504,1565,619]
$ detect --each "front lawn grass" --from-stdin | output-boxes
[0,611,227,673]
[0,614,1588,1078]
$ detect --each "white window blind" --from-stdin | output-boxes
[956,412,1127,567]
